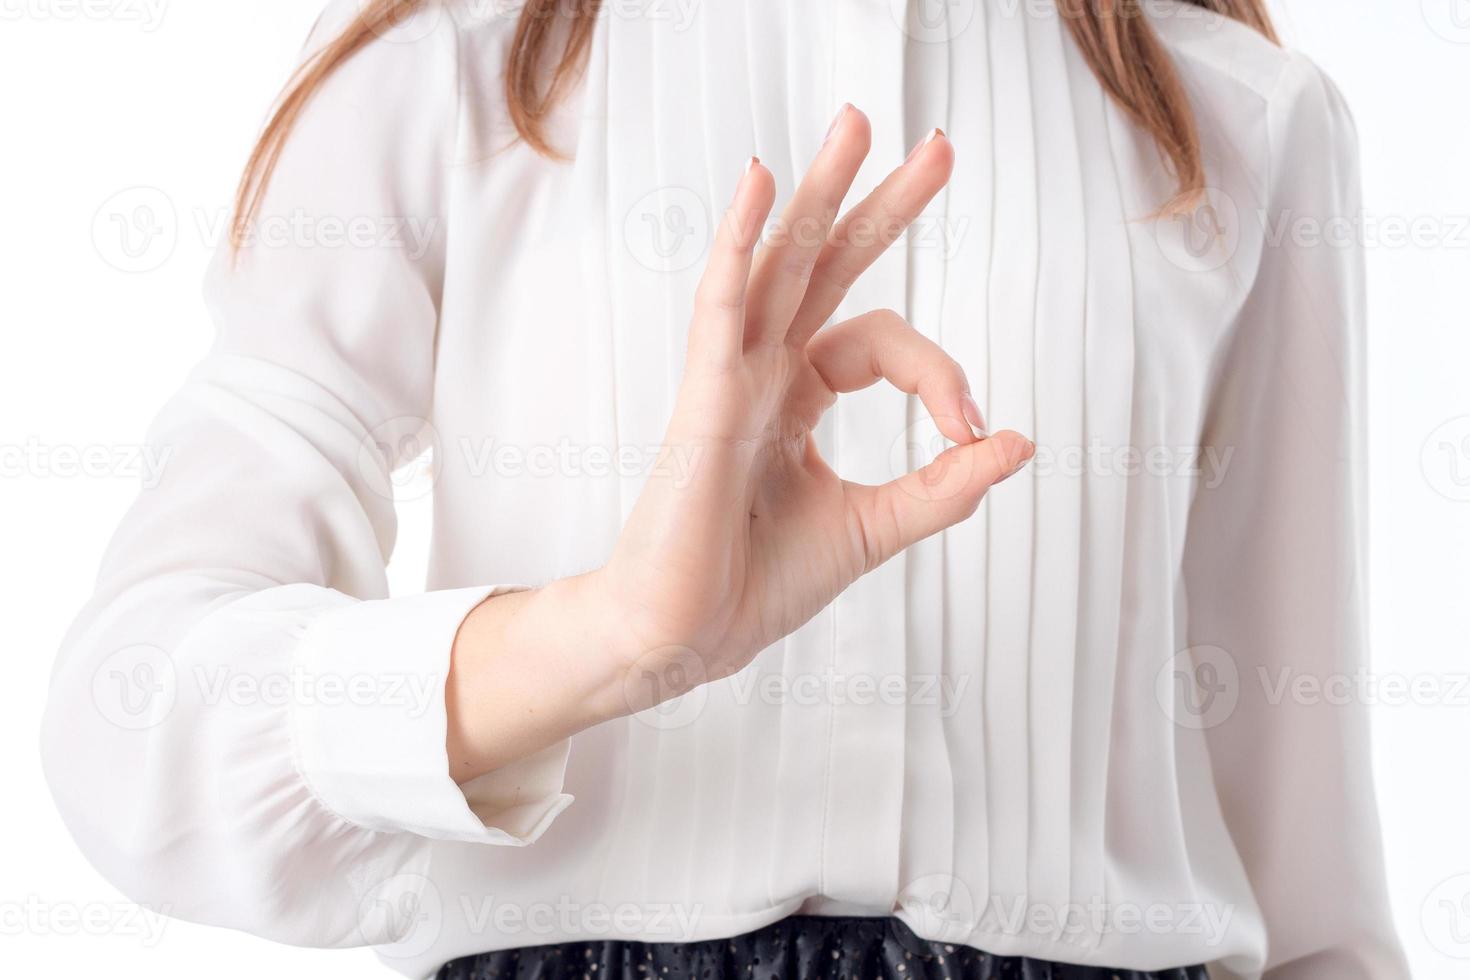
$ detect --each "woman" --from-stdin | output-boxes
[41,0,1406,977]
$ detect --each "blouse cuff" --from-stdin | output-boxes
[289,585,575,845]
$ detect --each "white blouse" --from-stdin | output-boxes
[41,1,1406,978]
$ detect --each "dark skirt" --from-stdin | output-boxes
[436,915,1209,980]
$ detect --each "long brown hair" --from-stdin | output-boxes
[230,0,1276,249]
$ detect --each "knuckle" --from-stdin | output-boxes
[813,253,860,293]
[778,250,817,285]
[695,282,743,315]
[873,307,907,331]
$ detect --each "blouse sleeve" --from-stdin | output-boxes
[1182,53,1408,978]
[39,1,572,948]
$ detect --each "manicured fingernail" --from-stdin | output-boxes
[961,394,987,440]
[1008,439,1037,475]
[824,104,852,144]
[906,127,943,164]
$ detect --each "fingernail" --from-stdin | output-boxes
[742,156,759,180]
[961,394,988,440]
[1008,439,1036,475]
[906,127,943,164]
[824,104,852,145]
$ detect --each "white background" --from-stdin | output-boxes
[1,1,1466,977]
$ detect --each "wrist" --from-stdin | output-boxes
[514,570,640,728]
[445,574,633,783]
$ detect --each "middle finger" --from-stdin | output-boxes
[742,103,871,350]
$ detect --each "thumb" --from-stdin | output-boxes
[844,430,1034,573]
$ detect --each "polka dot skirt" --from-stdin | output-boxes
[436,915,1209,980]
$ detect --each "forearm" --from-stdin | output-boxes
[446,572,632,784]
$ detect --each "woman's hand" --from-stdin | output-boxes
[595,107,1034,709]
[447,107,1032,781]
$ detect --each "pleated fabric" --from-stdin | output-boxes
[427,0,1264,974]
[40,1,1404,979]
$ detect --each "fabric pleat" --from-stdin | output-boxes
[978,0,1040,911]
[1059,26,1134,934]
[937,0,997,934]
[1022,7,1086,934]
[897,0,958,927]
[813,0,912,913]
